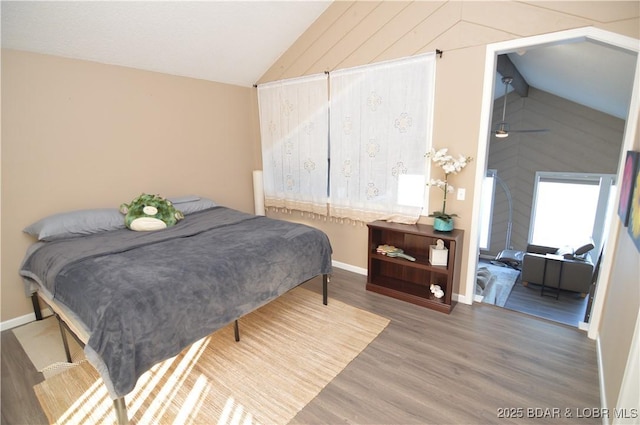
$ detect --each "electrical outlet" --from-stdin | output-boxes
[457,188,466,201]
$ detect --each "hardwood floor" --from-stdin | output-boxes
[293,269,599,424]
[1,268,600,425]
[478,260,590,327]
[503,278,589,327]
[1,330,48,424]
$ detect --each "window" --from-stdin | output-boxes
[530,172,616,253]
[328,53,436,223]
[479,170,497,250]
[258,53,437,224]
[257,74,329,215]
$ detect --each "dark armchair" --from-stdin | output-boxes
[521,240,595,297]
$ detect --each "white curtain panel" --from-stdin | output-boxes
[329,53,436,224]
[258,74,329,215]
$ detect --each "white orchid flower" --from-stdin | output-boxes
[425,147,473,220]
[442,163,456,174]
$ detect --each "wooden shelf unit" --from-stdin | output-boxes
[366,220,464,313]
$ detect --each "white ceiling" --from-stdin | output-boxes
[2,1,637,119]
[497,41,637,119]
[1,1,332,87]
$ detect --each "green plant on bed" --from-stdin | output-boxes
[119,193,184,231]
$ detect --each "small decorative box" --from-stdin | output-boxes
[429,245,448,266]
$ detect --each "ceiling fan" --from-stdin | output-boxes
[494,76,549,138]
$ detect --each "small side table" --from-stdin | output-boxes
[540,254,564,300]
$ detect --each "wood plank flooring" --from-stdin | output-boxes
[1,268,600,425]
[1,329,48,424]
[478,260,589,327]
[504,279,589,327]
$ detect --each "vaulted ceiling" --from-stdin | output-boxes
[1,1,332,87]
[2,1,637,119]
[495,41,637,119]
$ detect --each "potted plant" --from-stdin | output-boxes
[425,148,472,231]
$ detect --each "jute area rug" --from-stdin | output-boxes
[30,287,389,424]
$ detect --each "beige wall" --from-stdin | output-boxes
[598,115,640,412]
[255,0,639,296]
[1,49,258,322]
[254,0,639,413]
[1,0,638,413]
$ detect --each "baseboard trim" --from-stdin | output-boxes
[332,260,367,276]
[1,308,53,332]
[453,293,472,305]
[596,336,609,425]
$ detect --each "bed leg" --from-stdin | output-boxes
[31,293,43,321]
[114,397,129,425]
[234,320,240,342]
[56,315,72,363]
[323,274,328,305]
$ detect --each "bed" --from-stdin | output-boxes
[19,200,332,424]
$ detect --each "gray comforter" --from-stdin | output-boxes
[20,207,332,398]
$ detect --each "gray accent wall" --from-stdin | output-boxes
[485,87,625,256]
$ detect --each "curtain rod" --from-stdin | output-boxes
[254,50,443,87]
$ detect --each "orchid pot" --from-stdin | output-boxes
[433,216,454,232]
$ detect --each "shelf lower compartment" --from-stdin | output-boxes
[366,276,453,314]
[370,252,449,272]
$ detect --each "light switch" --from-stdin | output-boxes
[457,188,466,201]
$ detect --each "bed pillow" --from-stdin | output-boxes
[168,196,217,215]
[23,208,125,241]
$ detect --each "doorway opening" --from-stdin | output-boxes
[466,27,640,335]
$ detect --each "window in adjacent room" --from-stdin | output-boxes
[530,172,616,253]
[479,170,497,250]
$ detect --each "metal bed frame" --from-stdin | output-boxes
[31,274,329,425]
